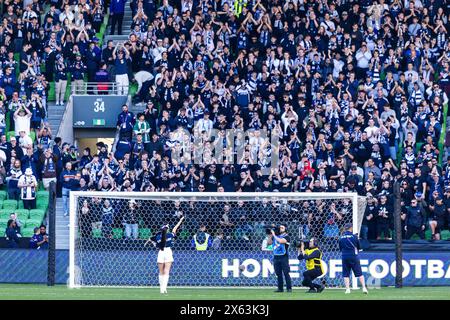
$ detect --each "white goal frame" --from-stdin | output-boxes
[69,191,360,289]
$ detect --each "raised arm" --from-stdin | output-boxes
[172,216,185,234]
[112,43,119,59]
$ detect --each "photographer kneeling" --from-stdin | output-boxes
[297,238,325,293]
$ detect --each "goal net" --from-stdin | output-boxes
[69,192,366,288]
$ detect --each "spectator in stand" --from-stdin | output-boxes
[7,156,22,201]
[8,213,22,237]
[429,196,448,240]
[13,106,32,136]
[86,38,102,85]
[101,199,114,238]
[112,42,131,95]
[5,219,20,248]
[30,225,49,250]
[29,227,41,249]
[70,53,87,94]
[376,194,393,240]
[123,199,139,240]
[40,147,58,190]
[110,0,126,35]
[133,113,151,150]
[95,62,110,94]
[54,54,69,106]
[61,162,76,217]
[18,131,33,155]
[17,167,37,210]
[405,198,427,240]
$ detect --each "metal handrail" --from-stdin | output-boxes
[71,82,128,95]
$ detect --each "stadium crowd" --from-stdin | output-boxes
[1,0,450,243]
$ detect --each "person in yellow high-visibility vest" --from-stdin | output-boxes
[191,224,212,251]
[233,0,246,17]
[297,238,325,293]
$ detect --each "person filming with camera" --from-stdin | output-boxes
[266,224,292,293]
[297,238,325,293]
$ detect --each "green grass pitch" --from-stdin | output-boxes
[0,285,447,300]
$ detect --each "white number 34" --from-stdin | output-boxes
[93,101,105,112]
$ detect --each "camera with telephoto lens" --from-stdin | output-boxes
[294,238,311,249]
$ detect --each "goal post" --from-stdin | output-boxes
[69,192,366,288]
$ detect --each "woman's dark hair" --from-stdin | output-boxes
[7,219,14,228]
[159,227,168,251]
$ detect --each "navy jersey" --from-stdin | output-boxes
[338,231,361,259]
[152,232,175,249]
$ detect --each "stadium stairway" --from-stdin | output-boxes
[103,1,133,47]
[130,102,144,115]
[55,198,69,250]
[46,102,65,135]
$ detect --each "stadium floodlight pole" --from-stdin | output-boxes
[393,180,403,288]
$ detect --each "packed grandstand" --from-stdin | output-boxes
[0,0,449,246]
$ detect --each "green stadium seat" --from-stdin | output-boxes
[441,230,450,240]
[416,142,423,153]
[22,228,36,237]
[139,228,152,240]
[29,209,45,220]
[36,203,49,212]
[0,190,6,201]
[39,199,50,205]
[0,218,9,230]
[0,209,12,220]
[36,197,49,205]
[37,191,50,198]
[17,201,24,209]
[25,219,42,229]
[29,131,36,143]
[112,228,123,239]
[15,209,30,220]
[6,131,16,142]
[2,200,17,210]
[92,228,102,238]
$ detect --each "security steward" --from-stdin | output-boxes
[297,238,325,293]
[192,224,212,250]
[267,224,292,292]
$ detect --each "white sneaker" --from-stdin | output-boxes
[362,287,368,294]
[55,102,59,106]
[345,289,351,294]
